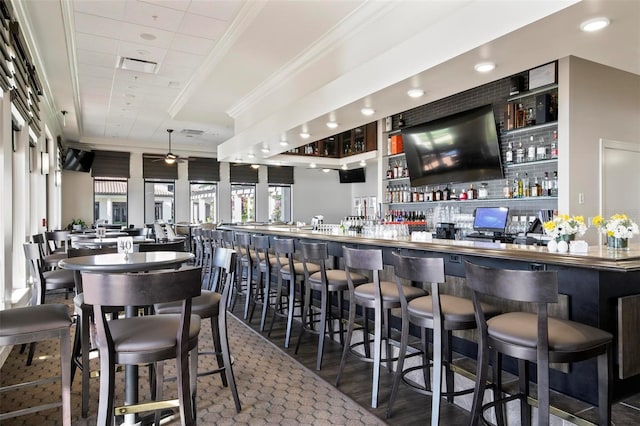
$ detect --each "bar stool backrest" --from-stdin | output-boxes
[342,246,380,294]
[392,253,444,310]
[252,235,270,270]
[273,238,296,275]
[300,242,329,283]
[223,230,236,249]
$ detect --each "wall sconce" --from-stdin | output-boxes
[54,170,61,187]
[41,152,50,174]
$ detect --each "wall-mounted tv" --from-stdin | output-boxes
[402,104,503,187]
[339,167,366,183]
[62,148,95,172]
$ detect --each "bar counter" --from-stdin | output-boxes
[222,224,640,405]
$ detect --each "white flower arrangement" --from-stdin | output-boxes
[593,214,639,240]
[542,214,587,239]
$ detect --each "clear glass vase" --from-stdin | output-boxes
[556,234,575,243]
[607,236,629,251]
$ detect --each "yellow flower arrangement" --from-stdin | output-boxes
[542,214,587,239]
[593,214,639,239]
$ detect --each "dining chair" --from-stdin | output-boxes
[335,246,426,408]
[82,266,202,426]
[155,247,241,412]
[33,233,65,269]
[464,261,613,426]
[235,232,254,319]
[67,246,118,417]
[0,304,72,425]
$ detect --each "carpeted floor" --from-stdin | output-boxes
[0,294,385,425]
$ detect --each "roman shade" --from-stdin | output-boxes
[143,154,178,180]
[229,164,258,183]
[267,166,294,184]
[188,157,220,182]
[91,150,130,178]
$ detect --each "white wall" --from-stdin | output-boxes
[292,168,354,224]
[61,169,94,229]
[561,56,640,243]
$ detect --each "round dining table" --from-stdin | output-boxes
[58,250,194,425]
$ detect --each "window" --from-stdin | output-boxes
[190,183,217,224]
[145,181,175,224]
[231,184,255,223]
[268,185,292,223]
[94,179,128,226]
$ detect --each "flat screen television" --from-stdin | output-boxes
[473,207,509,234]
[339,167,366,183]
[62,148,94,172]
[402,104,503,187]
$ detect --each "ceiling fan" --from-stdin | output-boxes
[150,129,188,164]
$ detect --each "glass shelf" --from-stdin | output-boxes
[384,177,410,182]
[504,158,558,168]
[507,83,558,102]
[502,121,557,136]
[385,152,405,159]
[385,196,557,206]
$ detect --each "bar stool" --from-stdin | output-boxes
[267,238,310,348]
[295,241,367,370]
[335,246,426,408]
[464,261,612,426]
[235,232,254,319]
[386,253,500,423]
[155,247,241,412]
[0,304,72,425]
[248,235,278,331]
[192,228,204,267]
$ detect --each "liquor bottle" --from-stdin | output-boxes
[516,103,526,128]
[551,171,558,197]
[526,107,535,126]
[467,184,476,200]
[543,172,550,196]
[531,176,540,197]
[479,183,489,199]
[523,173,530,197]
[386,165,393,179]
[443,186,451,201]
[551,130,558,158]
[536,136,547,160]
[402,163,409,178]
[398,114,406,128]
[435,186,443,201]
[516,141,525,163]
[513,172,521,198]
[393,161,400,179]
[505,142,513,164]
[503,179,512,198]
[527,136,536,162]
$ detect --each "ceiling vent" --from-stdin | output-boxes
[117,56,159,74]
[180,129,205,136]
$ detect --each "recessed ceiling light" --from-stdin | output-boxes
[279,141,289,147]
[300,132,310,139]
[251,164,260,169]
[326,121,339,129]
[407,88,424,98]
[359,160,366,166]
[261,147,270,153]
[580,17,610,32]
[322,168,331,173]
[361,107,375,116]
[247,153,255,159]
[309,163,316,168]
[474,62,495,73]
[341,164,348,170]
[140,33,157,41]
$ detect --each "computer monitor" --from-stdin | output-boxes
[473,207,509,234]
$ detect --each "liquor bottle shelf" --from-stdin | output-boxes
[385,196,558,206]
[504,158,558,168]
[502,121,558,136]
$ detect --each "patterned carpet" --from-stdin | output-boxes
[0,294,385,425]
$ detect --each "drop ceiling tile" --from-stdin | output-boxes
[76,49,117,68]
[141,0,191,12]
[73,0,126,21]
[123,1,185,32]
[178,13,228,40]
[78,75,113,89]
[155,63,193,81]
[114,69,157,86]
[74,12,123,40]
[119,22,175,48]
[170,33,215,55]
[78,63,116,80]
[75,33,119,55]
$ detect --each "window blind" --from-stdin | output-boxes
[91,150,131,178]
[267,165,294,184]
[188,157,220,181]
[229,163,258,183]
[143,154,178,180]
